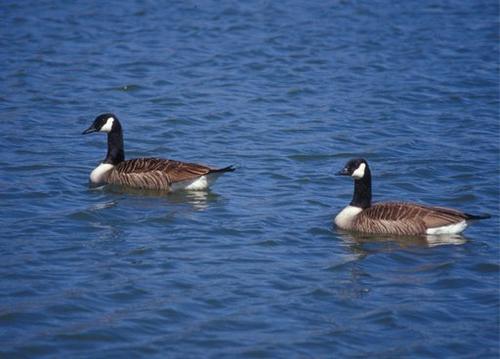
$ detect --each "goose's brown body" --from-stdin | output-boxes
[343,202,471,235]
[106,158,230,191]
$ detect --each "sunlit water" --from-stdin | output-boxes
[1,1,499,358]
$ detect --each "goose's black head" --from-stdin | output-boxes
[337,158,372,208]
[336,158,370,180]
[82,113,121,135]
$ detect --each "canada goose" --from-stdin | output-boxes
[82,113,235,191]
[334,158,490,235]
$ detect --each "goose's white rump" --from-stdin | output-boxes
[170,172,227,191]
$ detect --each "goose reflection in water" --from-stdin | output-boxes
[336,229,467,251]
[100,184,218,211]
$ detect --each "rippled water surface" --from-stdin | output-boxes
[1,1,499,358]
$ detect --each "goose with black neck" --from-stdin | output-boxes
[334,158,490,236]
[82,113,235,192]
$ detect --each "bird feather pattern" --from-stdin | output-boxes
[106,158,219,191]
[352,202,470,235]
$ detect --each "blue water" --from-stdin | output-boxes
[1,1,499,357]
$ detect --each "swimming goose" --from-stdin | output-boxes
[82,113,235,191]
[334,158,489,235]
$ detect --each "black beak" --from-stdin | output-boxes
[82,125,98,135]
[336,167,350,176]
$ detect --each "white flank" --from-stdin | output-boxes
[170,173,223,192]
[351,163,366,179]
[334,205,363,229]
[426,221,467,235]
[100,117,114,133]
[90,163,114,186]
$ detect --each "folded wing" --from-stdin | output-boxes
[353,202,468,235]
[107,158,215,191]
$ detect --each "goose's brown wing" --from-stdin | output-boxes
[107,158,213,190]
[354,202,468,235]
[419,205,469,228]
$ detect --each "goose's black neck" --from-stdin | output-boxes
[104,122,125,165]
[350,167,372,209]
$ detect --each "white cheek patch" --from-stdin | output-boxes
[100,117,114,133]
[351,163,366,179]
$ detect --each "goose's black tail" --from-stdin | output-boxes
[211,165,236,174]
[465,213,491,221]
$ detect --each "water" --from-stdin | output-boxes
[1,1,499,357]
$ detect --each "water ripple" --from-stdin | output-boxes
[0,0,498,358]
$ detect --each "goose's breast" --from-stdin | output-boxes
[90,163,115,186]
[334,205,363,229]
